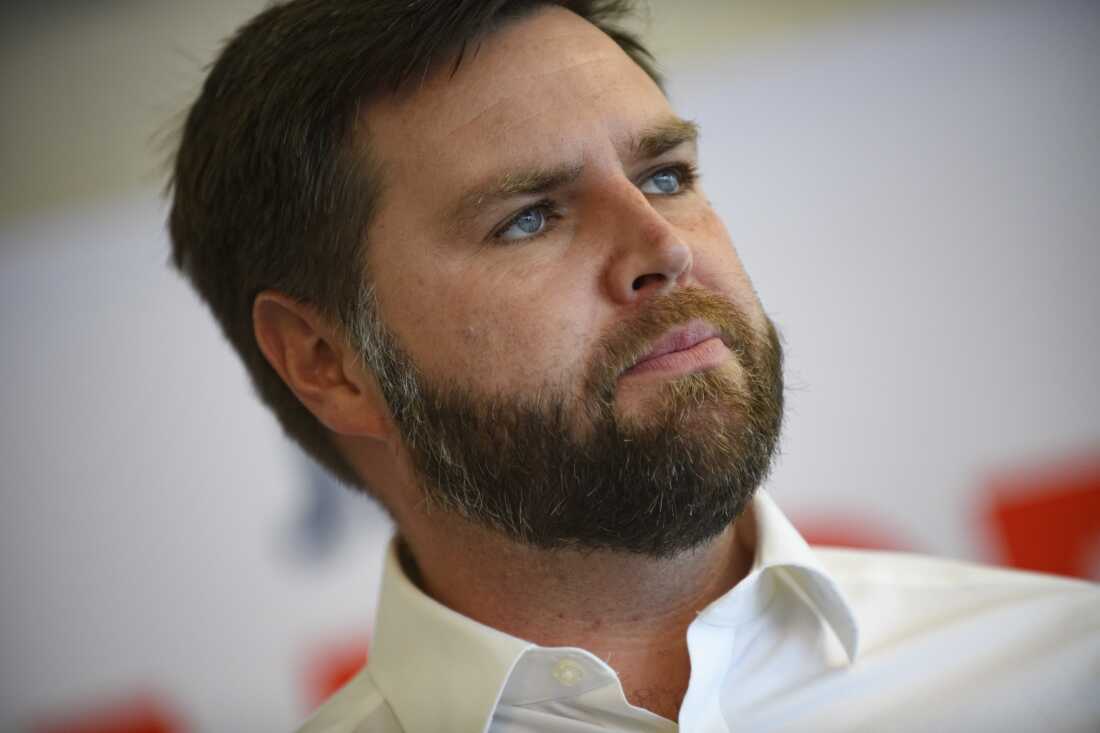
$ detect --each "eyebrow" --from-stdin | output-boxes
[630,116,701,161]
[451,161,585,227]
[450,116,700,227]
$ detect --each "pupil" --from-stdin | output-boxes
[655,172,678,193]
[518,209,543,234]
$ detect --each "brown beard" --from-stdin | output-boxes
[357,287,784,558]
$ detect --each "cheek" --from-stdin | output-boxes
[386,253,595,396]
[674,205,768,327]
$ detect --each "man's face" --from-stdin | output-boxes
[358,6,783,555]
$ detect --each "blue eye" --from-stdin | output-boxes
[498,205,550,242]
[642,165,699,193]
[641,169,683,195]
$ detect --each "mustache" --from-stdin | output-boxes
[584,288,754,402]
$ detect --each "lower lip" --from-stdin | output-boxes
[621,337,731,379]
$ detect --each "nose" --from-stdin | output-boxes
[603,187,693,305]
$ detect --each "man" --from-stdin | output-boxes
[168,1,1099,731]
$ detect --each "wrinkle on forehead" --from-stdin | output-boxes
[374,7,658,141]
[441,56,624,140]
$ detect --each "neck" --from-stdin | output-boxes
[399,511,755,721]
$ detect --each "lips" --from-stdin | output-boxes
[625,320,722,373]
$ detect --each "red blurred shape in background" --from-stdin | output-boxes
[304,637,370,710]
[986,451,1100,580]
[34,694,184,733]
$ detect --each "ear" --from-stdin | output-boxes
[252,290,391,441]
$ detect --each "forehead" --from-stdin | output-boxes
[363,6,672,208]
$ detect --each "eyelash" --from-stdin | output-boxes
[490,162,700,244]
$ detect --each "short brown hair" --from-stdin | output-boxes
[168,0,660,488]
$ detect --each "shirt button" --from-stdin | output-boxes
[552,658,585,687]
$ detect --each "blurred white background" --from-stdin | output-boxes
[2,0,1098,730]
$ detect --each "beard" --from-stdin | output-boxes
[354,286,784,558]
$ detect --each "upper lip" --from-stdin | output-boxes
[630,320,721,369]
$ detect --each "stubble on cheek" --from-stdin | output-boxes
[446,301,587,399]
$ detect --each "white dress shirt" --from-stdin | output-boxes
[298,492,1100,732]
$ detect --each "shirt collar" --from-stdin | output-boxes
[367,491,860,733]
[734,490,860,662]
[367,542,532,733]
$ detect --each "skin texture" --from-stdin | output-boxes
[363,14,765,415]
[254,6,772,722]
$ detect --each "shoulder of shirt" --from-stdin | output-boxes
[295,666,402,733]
[813,546,1098,593]
[811,547,1100,664]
